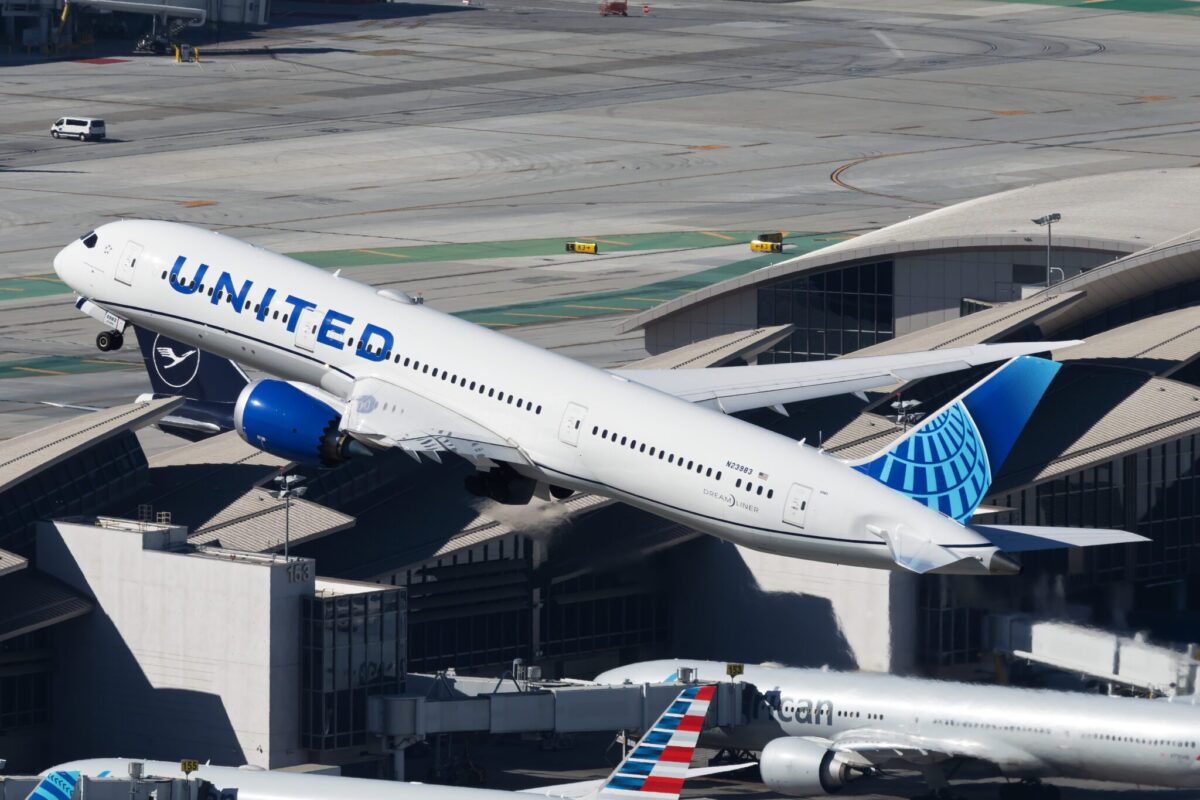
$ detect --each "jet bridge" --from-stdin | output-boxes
[369,673,748,776]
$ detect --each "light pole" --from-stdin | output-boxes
[1032,213,1062,287]
[272,473,307,557]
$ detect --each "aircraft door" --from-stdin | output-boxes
[115,241,143,285]
[782,483,813,528]
[295,307,319,352]
[558,402,587,446]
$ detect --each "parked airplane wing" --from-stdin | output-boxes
[341,377,529,467]
[615,341,1079,414]
[523,764,752,798]
[827,728,1045,774]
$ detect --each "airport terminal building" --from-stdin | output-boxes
[624,167,1200,676]
[3,168,1200,775]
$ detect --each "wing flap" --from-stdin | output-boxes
[617,341,1079,414]
[830,728,1044,773]
[341,377,529,466]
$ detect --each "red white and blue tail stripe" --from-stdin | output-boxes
[597,683,715,800]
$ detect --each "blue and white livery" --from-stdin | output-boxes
[52,220,1146,574]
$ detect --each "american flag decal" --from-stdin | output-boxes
[599,684,716,799]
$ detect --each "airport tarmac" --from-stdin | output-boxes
[3,0,1200,795]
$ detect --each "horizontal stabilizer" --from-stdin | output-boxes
[972,524,1148,553]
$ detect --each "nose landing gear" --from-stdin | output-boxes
[96,330,124,352]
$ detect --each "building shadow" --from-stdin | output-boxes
[664,537,857,670]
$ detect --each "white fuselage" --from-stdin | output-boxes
[48,758,529,800]
[53,220,1002,572]
[597,660,1200,788]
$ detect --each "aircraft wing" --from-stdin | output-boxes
[823,728,1045,774]
[615,341,1079,414]
[524,764,753,798]
[341,377,529,467]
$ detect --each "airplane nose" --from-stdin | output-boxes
[53,243,72,283]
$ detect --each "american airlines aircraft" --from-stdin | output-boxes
[597,660,1200,800]
[38,684,739,799]
[52,221,1145,574]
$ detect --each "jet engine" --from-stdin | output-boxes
[760,737,859,796]
[234,379,368,467]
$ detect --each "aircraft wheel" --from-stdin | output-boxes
[96,331,116,351]
[109,331,124,350]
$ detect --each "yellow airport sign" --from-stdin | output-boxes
[566,241,599,254]
[750,240,783,253]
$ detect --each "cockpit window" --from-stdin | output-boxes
[80,231,98,249]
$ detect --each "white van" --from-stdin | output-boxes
[50,117,106,141]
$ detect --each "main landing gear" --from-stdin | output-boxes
[96,330,124,351]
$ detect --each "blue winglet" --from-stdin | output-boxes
[851,356,1060,523]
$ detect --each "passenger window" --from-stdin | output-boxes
[536,405,542,414]
[489,389,495,397]
[498,392,505,401]
[620,436,627,445]
[757,485,764,496]
[602,429,608,437]
[716,471,722,480]
[507,396,513,404]
[423,365,429,373]
[736,478,742,488]
[282,314,288,323]
[273,311,279,319]
[767,489,774,499]
[640,444,646,453]
[687,460,693,469]
[706,468,712,477]
[649,447,656,456]
[668,455,674,464]
[658,451,664,460]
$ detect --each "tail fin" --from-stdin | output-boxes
[26,770,80,800]
[133,326,249,404]
[598,684,716,800]
[851,355,1060,523]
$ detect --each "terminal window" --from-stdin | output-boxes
[756,260,894,363]
[301,588,404,752]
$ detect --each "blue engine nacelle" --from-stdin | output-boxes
[234,379,354,467]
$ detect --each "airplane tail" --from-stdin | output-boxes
[597,683,716,800]
[849,355,1060,524]
[133,325,249,405]
[26,770,80,800]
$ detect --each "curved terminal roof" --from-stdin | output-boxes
[623,169,1200,334]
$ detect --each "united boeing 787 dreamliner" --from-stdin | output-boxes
[53,221,1145,574]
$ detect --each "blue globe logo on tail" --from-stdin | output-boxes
[853,355,1060,523]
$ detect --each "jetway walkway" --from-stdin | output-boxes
[369,674,747,740]
[988,614,1200,697]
